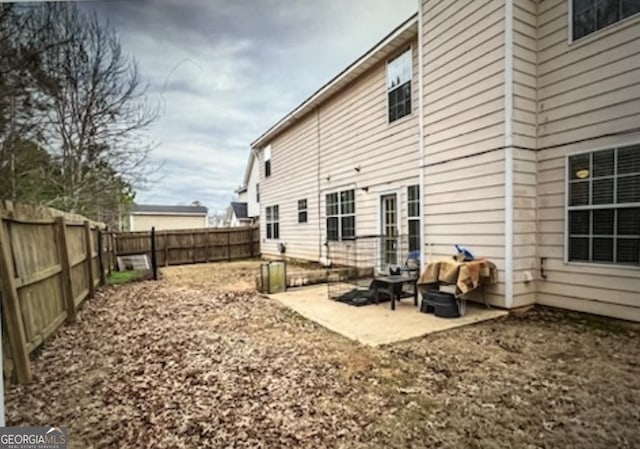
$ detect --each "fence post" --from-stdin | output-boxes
[0,217,32,384]
[150,227,158,280]
[97,229,106,286]
[84,221,96,298]
[253,226,259,258]
[192,232,197,264]
[206,229,211,263]
[164,239,169,267]
[249,228,254,258]
[55,217,76,324]
[227,231,231,261]
[105,227,112,276]
[113,233,117,271]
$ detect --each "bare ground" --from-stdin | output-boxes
[160,260,326,291]
[7,262,640,449]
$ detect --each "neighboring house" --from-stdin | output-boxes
[251,1,640,321]
[129,204,208,231]
[225,201,254,227]
[235,150,260,220]
[208,213,228,228]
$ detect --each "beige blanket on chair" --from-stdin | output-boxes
[417,258,498,295]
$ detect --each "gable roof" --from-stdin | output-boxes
[230,202,248,219]
[251,13,418,149]
[131,204,208,215]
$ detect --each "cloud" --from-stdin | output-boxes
[84,0,416,212]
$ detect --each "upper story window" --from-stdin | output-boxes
[572,0,640,40]
[326,189,355,241]
[386,48,412,123]
[264,145,272,177]
[256,183,260,202]
[567,145,640,266]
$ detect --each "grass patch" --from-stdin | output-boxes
[107,270,147,285]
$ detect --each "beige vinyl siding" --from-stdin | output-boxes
[259,112,320,261]
[318,40,419,241]
[536,133,640,321]
[511,0,539,306]
[534,0,640,320]
[130,214,207,231]
[537,0,640,149]
[512,148,538,306]
[513,0,538,150]
[421,0,507,306]
[422,0,506,163]
[260,37,419,262]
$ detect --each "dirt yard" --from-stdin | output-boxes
[7,262,640,448]
[161,260,326,291]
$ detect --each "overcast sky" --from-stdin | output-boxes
[85,0,416,215]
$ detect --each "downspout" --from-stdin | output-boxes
[316,106,322,261]
[417,0,426,270]
[504,0,514,308]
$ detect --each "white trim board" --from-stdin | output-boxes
[504,0,514,309]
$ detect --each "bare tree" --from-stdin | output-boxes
[33,3,158,214]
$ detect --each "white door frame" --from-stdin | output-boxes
[376,188,402,272]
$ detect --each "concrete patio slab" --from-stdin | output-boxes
[269,284,509,346]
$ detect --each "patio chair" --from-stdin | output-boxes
[401,250,421,278]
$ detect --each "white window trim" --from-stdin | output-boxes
[375,188,402,238]
[375,188,402,273]
[385,45,414,125]
[264,145,272,178]
[297,199,308,224]
[568,0,640,44]
[563,143,640,269]
[326,189,356,241]
[407,185,421,252]
[266,205,279,240]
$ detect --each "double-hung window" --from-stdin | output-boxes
[266,205,279,239]
[407,185,420,252]
[298,199,308,224]
[567,145,640,265]
[572,0,640,40]
[326,189,355,241]
[386,48,412,123]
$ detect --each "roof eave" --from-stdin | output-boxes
[250,13,418,150]
[130,211,208,217]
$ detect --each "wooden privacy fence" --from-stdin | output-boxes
[0,201,116,384]
[115,226,260,266]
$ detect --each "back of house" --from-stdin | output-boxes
[250,0,640,321]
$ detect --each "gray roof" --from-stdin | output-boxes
[230,202,248,219]
[131,204,208,215]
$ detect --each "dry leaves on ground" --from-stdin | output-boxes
[7,280,400,448]
[7,262,640,449]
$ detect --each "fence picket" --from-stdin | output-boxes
[0,219,32,384]
[115,226,260,265]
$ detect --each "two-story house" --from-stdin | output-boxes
[249,0,640,321]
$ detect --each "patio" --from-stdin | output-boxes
[269,284,508,346]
